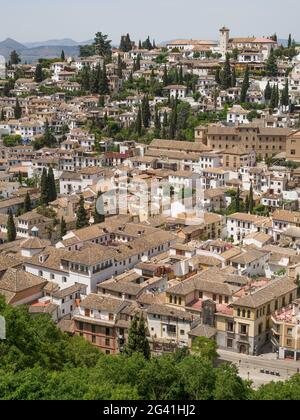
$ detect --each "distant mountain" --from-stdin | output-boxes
[0,37,81,63]
[0,38,27,57]
[24,38,94,48]
[24,38,80,48]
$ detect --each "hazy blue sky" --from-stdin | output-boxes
[1,0,300,43]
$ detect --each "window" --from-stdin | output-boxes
[227,338,233,348]
[105,338,110,347]
[227,322,234,332]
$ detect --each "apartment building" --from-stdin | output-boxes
[195,125,293,159]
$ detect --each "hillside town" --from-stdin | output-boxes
[2,25,300,387]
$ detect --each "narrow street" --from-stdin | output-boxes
[218,349,300,388]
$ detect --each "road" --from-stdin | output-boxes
[217,349,300,388]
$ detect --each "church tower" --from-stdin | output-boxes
[219,26,230,57]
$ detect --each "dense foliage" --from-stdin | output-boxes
[0,297,300,400]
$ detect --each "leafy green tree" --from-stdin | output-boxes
[76,195,89,229]
[94,32,112,57]
[191,337,219,362]
[6,210,16,242]
[214,364,252,400]
[42,119,57,148]
[215,67,221,85]
[231,66,237,87]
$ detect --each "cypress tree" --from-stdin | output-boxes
[288,34,292,49]
[264,81,272,102]
[281,79,289,108]
[34,64,44,83]
[141,95,151,128]
[135,107,142,136]
[98,95,105,108]
[163,65,169,86]
[168,108,177,139]
[40,168,49,205]
[235,186,241,213]
[94,191,105,224]
[76,195,89,229]
[179,65,183,85]
[43,119,56,148]
[125,313,150,359]
[245,195,250,214]
[266,48,278,77]
[117,54,123,79]
[137,315,151,360]
[231,67,237,87]
[24,192,31,213]
[240,66,250,103]
[61,50,65,61]
[14,98,22,119]
[60,217,67,239]
[249,182,254,214]
[99,63,109,95]
[270,84,278,109]
[47,167,57,203]
[136,54,141,71]
[6,210,16,242]
[0,109,5,121]
[154,106,161,130]
[221,54,232,90]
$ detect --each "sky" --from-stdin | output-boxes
[1,0,300,44]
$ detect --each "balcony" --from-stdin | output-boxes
[238,334,249,342]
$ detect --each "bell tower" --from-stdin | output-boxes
[219,26,230,57]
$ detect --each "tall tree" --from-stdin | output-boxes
[99,63,110,95]
[14,98,22,119]
[141,95,151,128]
[6,210,16,242]
[119,33,132,52]
[94,32,112,57]
[60,217,67,239]
[221,54,232,90]
[288,34,292,49]
[10,50,21,65]
[142,36,153,50]
[76,195,89,229]
[240,66,250,103]
[264,81,272,102]
[266,48,278,77]
[163,65,169,86]
[235,186,241,213]
[61,50,65,61]
[231,67,237,87]
[24,192,32,213]
[281,79,289,108]
[47,167,57,203]
[125,314,150,359]
[215,67,221,85]
[0,108,5,121]
[34,64,44,83]
[135,107,142,136]
[248,182,254,214]
[43,119,56,148]
[117,54,123,79]
[40,168,49,206]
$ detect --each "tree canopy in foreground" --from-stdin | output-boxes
[0,297,299,400]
